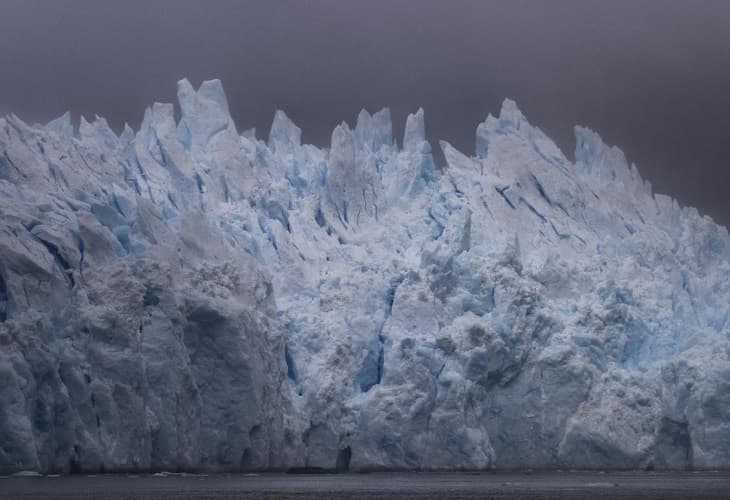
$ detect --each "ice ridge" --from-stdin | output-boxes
[0,79,729,474]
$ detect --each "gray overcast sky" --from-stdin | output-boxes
[1,0,729,224]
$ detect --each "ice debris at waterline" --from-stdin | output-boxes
[1,79,729,474]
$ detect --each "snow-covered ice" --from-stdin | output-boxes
[0,79,729,473]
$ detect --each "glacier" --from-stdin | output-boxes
[1,78,729,474]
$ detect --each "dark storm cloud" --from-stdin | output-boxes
[1,0,729,224]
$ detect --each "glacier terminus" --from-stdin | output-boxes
[0,79,729,474]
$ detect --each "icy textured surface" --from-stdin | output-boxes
[1,80,729,473]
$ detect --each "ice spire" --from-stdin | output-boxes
[268,110,301,155]
[403,108,426,152]
[176,78,236,153]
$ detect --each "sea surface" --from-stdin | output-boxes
[2,470,730,499]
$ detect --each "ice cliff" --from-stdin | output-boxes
[1,79,729,473]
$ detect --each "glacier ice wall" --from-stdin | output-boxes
[1,79,729,473]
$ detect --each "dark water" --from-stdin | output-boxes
[2,471,730,499]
